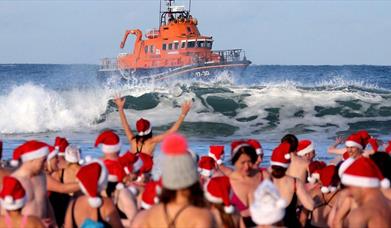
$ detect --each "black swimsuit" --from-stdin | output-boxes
[49,169,71,227]
[282,178,301,228]
[163,204,190,228]
[71,197,111,228]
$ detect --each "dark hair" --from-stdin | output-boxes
[271,165,287,179]
[231,146,258,165]
[105,181,117,197]
[281,134,298,153]
[370,152,391,179]
[210,202,236,228]
[160,182,206,207]
[132,131,153,145]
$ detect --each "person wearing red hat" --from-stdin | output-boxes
[270,142,314,228]
[138,134,213,228]
[10,140,56,225]
[114,96,191,176]
[307,165,341,227]
[246,139,264,169]
[228,139,264,227]
[204,176,242,228]
[53,136,70,170]
[198,156,217,184]
[103,159,137,227]
[64,160,123,228]
[340,157,391,227]
[0,176,44,228]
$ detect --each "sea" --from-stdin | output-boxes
[1,64,391,168]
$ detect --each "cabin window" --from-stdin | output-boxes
[181,41,186,49]
[187,41,195,48]
[144,46,149,53]
[197,41,205,48]
[174,42,179,50]
[150,45,154,53]
[206,41,213,49]
[162,43,167,50]
[168,43,173,50]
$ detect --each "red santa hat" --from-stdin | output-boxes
[141,180,161,209]
[76,159,108,208]
[0,176,26,211]
[95,130,121,153]
[297,140,314,157]
[10,140,49,167]
[386,141,391,154]
[319,165,338,193]
[136,118,152,136]
[307,160,327,183]
[231,140,251,158]
[208,145,224,165]
[133,153,154,180]
[204,176,235,214]
[118,151,138,174]
[198,156,216,177]
[345,133,365,150]
[270,142,291,168]
[103,159,126,190]
[356,130,370,148]
[247,139,263,155]
[341,156,390,188]
[54,136,69,156]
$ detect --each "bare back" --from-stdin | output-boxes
[286,154,309,182]
[310,186,339,227]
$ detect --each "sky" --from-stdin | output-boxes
[0,0,390,65]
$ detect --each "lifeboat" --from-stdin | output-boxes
[98,0,251,81]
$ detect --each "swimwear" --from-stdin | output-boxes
[49,168,71,227]
[163,204,190,228]
[71,197,111,228]
[4,212,28,228]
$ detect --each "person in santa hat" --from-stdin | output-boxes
[0,176,44,228]
[307,165,341,227]
[53,136,70,170]
[282,134,312,183]
[340,157,391,227]
[269,142,314,228]
[113,96,191,173]
[204,176,242,228]
[103,159,138,227]
[64,159,123,228]
[10,140,56,225]
[139,134,213,228]
[228,139,264,227]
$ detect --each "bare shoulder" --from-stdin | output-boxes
[347,207,368,227]
[131,210,148,228]
[27,215,45,228]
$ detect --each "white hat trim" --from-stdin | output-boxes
[297,143,314,156]
[138,126,152,136]
[341,174,380,188]
[270,161,289,168]
[47,149,59,161]
[338,157,355,178]
[58,152,65,156]
[108,175,119,182]
[101,143,121,153]
[199,168,213,177]
[232,143,251,156]
[0,197,26,211]
[20,146,49,162]
[204,190,223,204]
[345,141,363,150]
[140,200,153,210]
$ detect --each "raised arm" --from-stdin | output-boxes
[328,136,346,155]
[151,100,192,143]
[114,96,135,143]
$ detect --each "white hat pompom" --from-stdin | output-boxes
[10,160,19,167]
[381,178,390,188]
[321,186,330,193]
[224,205,235,214]
[284,153,291,159]
[4,195,14,204]
[88,197,102,208]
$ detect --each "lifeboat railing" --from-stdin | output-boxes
[99,58,118,71]
[212,49,247,64]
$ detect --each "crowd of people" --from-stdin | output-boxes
[0,96,391,228]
